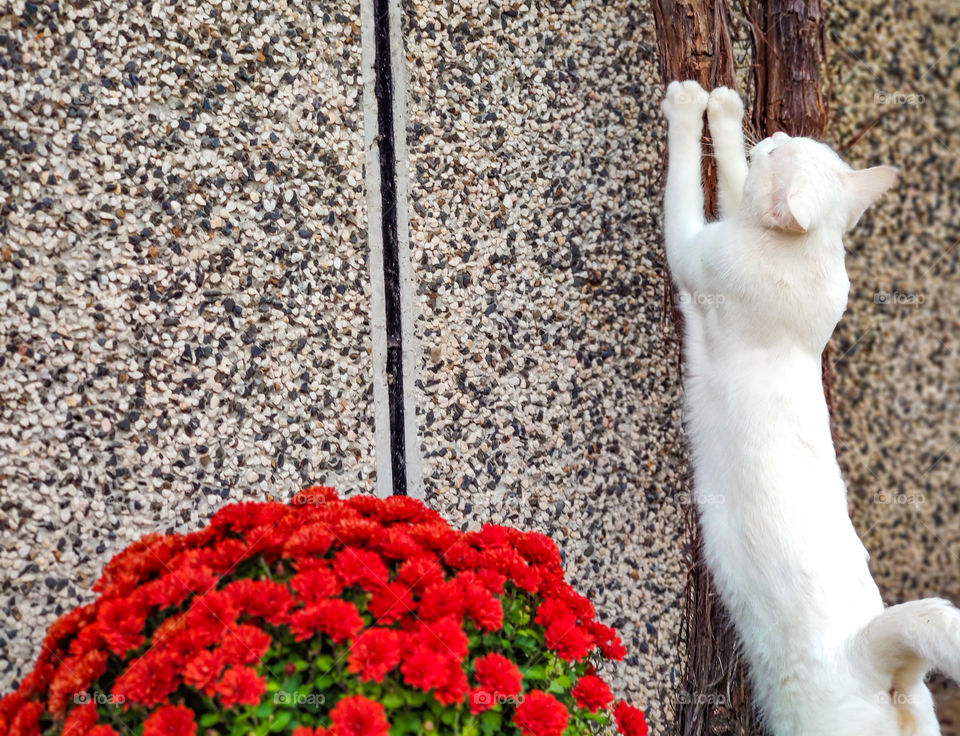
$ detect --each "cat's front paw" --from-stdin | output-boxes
[707,87,744,126]
[661,80,709,122]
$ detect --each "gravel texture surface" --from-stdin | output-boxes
[402,1,685,730]
[1,1,956,734]
[826,1,960,726]
[0,0,375,688]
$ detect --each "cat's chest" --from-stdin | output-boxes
[722,245,850,349]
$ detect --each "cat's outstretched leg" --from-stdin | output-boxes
[707,87,748,219]
[661,80,709,291]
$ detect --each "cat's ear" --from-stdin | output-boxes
[844,165,898,230]
[763,181,817,234]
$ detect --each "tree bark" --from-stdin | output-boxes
[741,0,834,414]
[650,4,754,736]
[745,0,827,139]
[651,2,830,736]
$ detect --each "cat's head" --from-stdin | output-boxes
[742,132,897,234]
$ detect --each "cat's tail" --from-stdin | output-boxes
[855,597,960,686]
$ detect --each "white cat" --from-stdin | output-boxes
[661,79,960,736]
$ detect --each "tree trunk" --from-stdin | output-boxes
[650,4,755,736]
[651,2,830,736]
[742,0,834,414]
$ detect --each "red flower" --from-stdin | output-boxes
[367,581,416,624]
[112,652,180,706]
[185,590,237,640]
[513,690,569,736]
[290,565,341,604]
[144,564,218,610]
[414,615,468,658]
[210,501,289,534]
[432,656,469,706]
[470,523,512,549]
[472,653,522,697]
[204,538,256,572]
[416,580,466,621]
[372,494,439,524]
[8,700,43,736]
[282,522,334,558]
[143,704,196,736]
[215,666,266,708]
[536,599,595,661]
[394,556,444,595]
[614,701,649,736]
[458,573,503,631]
[46,604,97,647]
[334,517,380,546]
[222,579,293,626]
[219,624,271,666]
[183,649,224,695]
[514,530,563,569]
[483,547,540,592]
[328,695,390,736]
[572,674,614,713]
[94,534,182,598]
[469,653,522,714]
[62,702,97,736]
[558,588,596,621]
[442,541,483,570]
[409,521,458,551]
[10,490,635,736]
[47,650,108,716]
[332,548,388,589]
[400,617,469,695]
[347,628,403,682]
[400,647,454,693]
[476,567,506,595]
[288,599,363,643]
[588,621,627,661]
[375,526,425,559]
[96,596,147,656]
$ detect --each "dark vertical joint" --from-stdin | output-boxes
[373,0,406,495]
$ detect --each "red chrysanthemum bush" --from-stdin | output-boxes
[1,488,649,736]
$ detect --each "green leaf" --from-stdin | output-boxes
[270,711,292,732]
[198,713,219,727]
[389,711,422,735]
[515,636,538,654]
[480,710,503,736]
[256,702,273,718]
[522,665,545,680]
[381,692,404,710]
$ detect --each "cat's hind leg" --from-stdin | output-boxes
[707,87,749,219]
[661,80,709,292]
